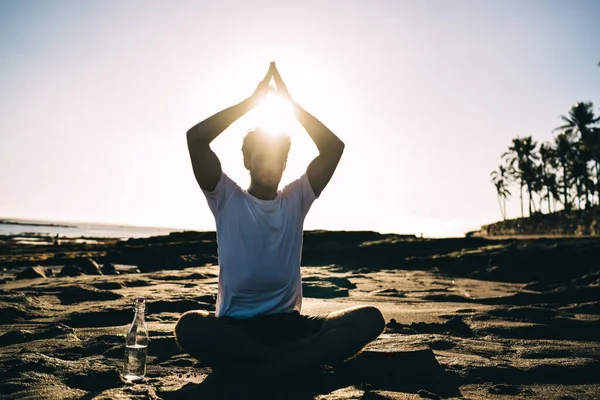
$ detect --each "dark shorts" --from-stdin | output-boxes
[219,310,326,346]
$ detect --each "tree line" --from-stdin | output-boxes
[492,102,600,220]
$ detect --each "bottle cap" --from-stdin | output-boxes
[136,296,145,303]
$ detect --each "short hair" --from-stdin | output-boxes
[242,127,291,160]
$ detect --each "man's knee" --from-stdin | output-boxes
[326,305,386,339]
[174,309,212,350]
[360,306,386,339]
[346,306,385,341]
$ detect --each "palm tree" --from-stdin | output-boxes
[503,138,525,217]
[556,102,600,140]
[503,137,538,217]
[491,165,511,220]
[584,126,600,205]
[553,132,574,211]
[531,164,545,213]
[556,102,600,206]
[575,142,594,209]
[538,143,557,213]
[591,127,600,205]
[523,161,539,215]
[543,171,559,213]
[571,152,589,210]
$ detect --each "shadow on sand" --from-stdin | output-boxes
[160,348,461,399]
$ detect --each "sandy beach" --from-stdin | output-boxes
[1,231,599,399]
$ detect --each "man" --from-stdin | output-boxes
[174,62,385,374]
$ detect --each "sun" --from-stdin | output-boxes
[250,90,297,136]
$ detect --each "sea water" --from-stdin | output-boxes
[123,344,148,381]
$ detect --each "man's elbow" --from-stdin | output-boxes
[186,128,197,142]
[331,140,345,156]
[186,128,208,147]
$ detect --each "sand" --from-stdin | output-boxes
[1,232,599,399]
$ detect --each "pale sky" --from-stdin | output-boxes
[1,0,599,237]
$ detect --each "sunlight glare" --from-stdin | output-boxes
[251,91,297,136]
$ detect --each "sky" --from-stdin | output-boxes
[1,0,599,237]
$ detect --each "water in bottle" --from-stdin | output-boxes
[123,296,149,382]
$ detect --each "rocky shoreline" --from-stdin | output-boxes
[1,231,600,399]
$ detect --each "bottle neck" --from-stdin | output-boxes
[133,297,146,324]
[134,305,145,321]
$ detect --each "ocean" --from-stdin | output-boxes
[0,219,183,239]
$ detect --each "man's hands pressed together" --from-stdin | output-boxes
[271,64,294,103]
[249,62,277,108]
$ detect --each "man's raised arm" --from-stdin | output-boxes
[187,63,274,191]
[272,65,345,198]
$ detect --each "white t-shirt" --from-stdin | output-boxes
[202,172,317,318]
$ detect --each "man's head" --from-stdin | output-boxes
[242,127,291,189]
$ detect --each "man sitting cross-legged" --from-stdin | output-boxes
[174,62,385,374]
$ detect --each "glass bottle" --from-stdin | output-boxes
[123,296,149,382]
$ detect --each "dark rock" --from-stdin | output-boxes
[165,254,207,270]
[522,281,557,292]
[422,293,474,303]
[91,281,124,290]
[15,266,47,280]
[385,319,417,335]
[133,253,215,272]
[0,330,35,347]
[570,270,600,286]
[482,285,600,306]
[386,317,474,337]
[303,275,357,289]
[339,348,459,396]
[479,207,600,237]
[373,288,405,297]
[63,308,133,328]
[417,389,441,399]
[196,294,216,304]
[0,323,76,347]
[302,280,349,299]
[0,306,28,324]
[101,262,119,275]
[65,368,123,392]
[150,299,213,313]
[122,279,151,287]
[428,339,455,350]
[560,301,600,314]
[58,264,84,277]
[73,258,102,275]
[159,272,212,281]
[56,285,122,305]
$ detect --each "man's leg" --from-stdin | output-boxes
[258,305,386,373]
[174,310,272,368]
